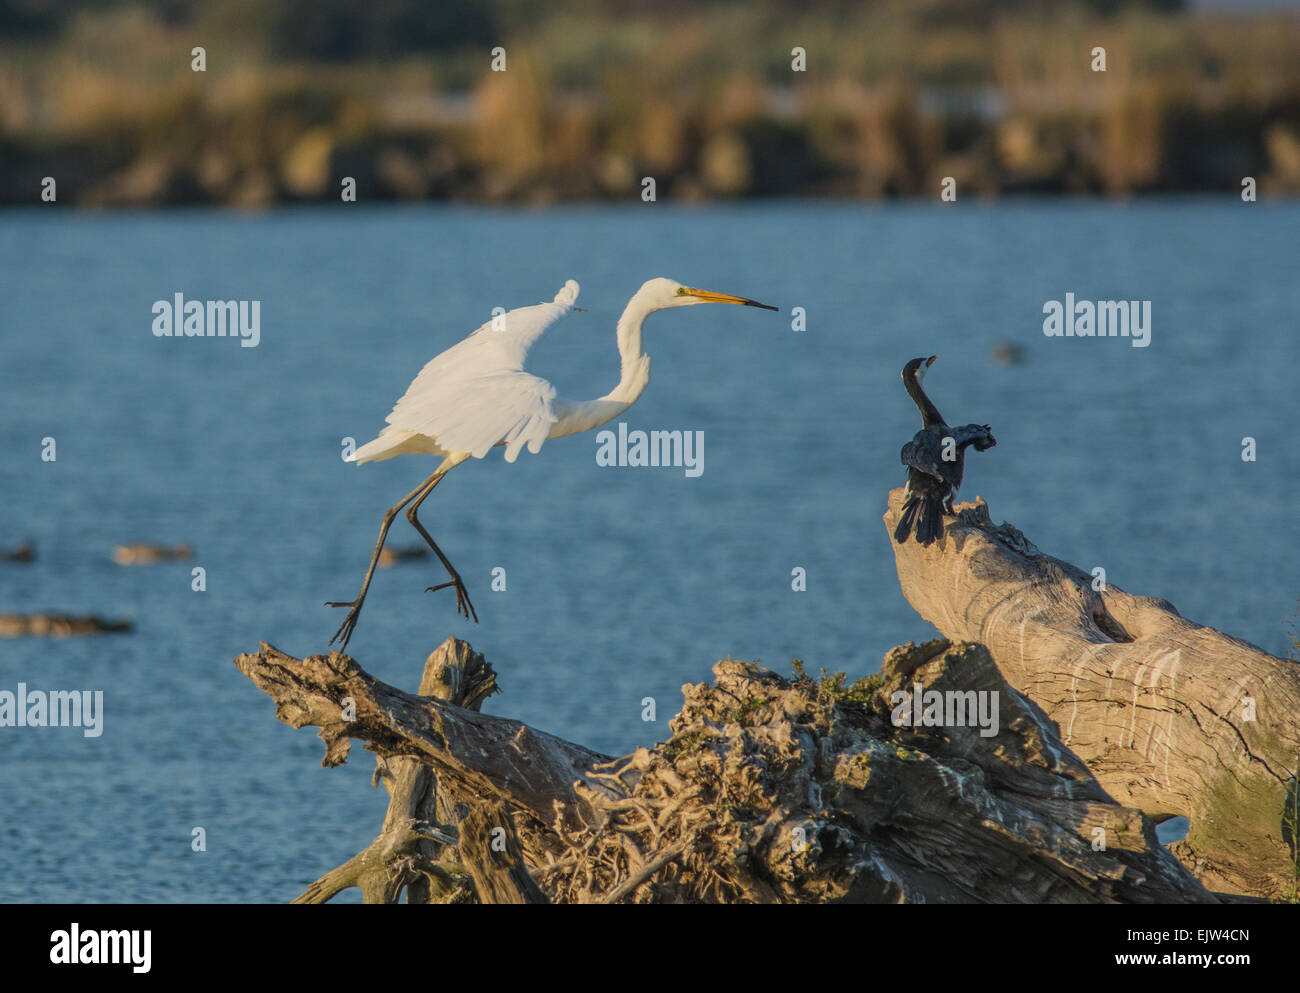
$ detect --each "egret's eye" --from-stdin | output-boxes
[676,286,688,296]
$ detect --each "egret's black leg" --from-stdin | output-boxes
[326,470,443,651]
[406,474,478,624]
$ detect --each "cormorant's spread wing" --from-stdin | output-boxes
[901,432,947,482]
[382,281,580,461]
[949,423,996,450]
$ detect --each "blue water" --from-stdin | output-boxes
[1,200,1297,902]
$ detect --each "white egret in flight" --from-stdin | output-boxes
[328,277,777,650]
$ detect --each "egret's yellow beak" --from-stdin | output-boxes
[685,287,778,311]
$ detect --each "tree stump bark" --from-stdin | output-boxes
[884,487,1300,898]
[289,638,502,903]
[236,636,1218,903]
[459,800,550,904]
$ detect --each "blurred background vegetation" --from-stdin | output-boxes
[2,0,1298,205]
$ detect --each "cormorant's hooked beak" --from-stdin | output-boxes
[909,354,938,383]
[685,287,778,311]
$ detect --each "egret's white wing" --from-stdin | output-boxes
[380,280,579,461]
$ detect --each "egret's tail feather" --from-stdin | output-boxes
[894,494,945,546]
[347,433,401,464]
[347,427,442,465]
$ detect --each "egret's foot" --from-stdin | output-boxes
[426,575,479,624]
[324,599,364,651]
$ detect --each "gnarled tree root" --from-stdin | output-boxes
[236,636,1215,903]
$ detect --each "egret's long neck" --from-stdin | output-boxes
[548,295,654,440]
[603,295,653,405]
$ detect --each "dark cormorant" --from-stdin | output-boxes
[893,356,996,546]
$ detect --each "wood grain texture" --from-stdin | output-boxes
[884,487,1300,898]
[238,636,1217,903]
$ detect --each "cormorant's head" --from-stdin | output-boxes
[973,424,997,451]
[902,355,937,385]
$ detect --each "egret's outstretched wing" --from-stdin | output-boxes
[381,281,580,461]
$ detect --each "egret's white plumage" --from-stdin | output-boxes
[327,276,776,651]
[349,280,580,464]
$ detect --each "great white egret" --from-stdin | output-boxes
[328,277,777,650]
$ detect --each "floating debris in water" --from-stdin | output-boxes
[378,545,430,568]
[0,543,35,563]
[0,614,132,637]
[991,341,1025,366]
[112,543,191,565]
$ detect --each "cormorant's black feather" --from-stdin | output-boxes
[894,496,920,544]
[893,357,996,546]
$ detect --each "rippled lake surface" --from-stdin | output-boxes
[1,200,1296,901]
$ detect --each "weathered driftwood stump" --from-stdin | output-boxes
[236,636,1215,903]
[289,639,506,904]
[884,487,1300,899]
